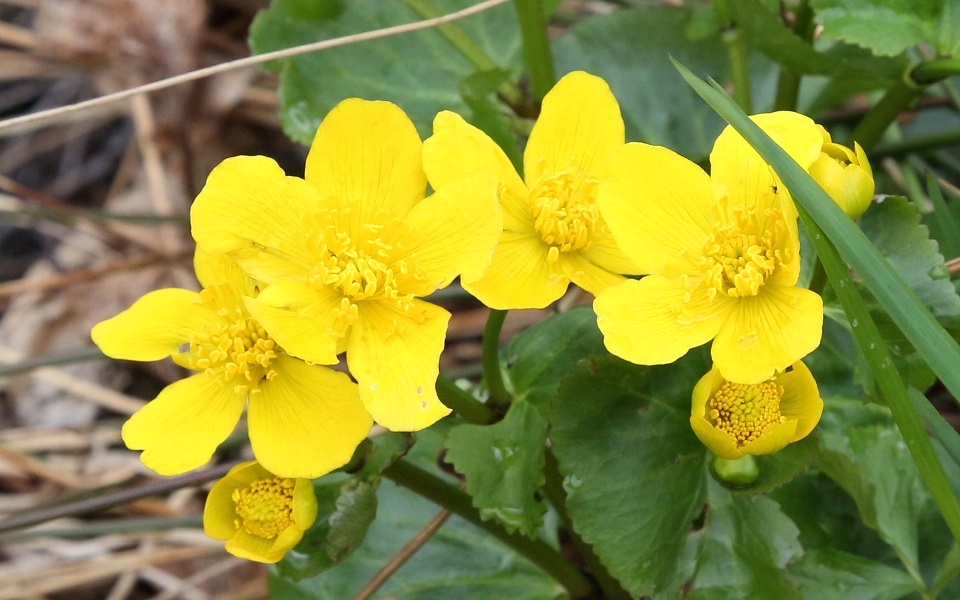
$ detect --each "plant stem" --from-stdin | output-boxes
[382,459,595,599]
[0,347,105,379]
[773,0,813,112]
[715,0,752,113]
[872,128,960,159]
[851,81,921,151]
[482,309,512,409]
[0,516,203,542]
[799,208,960,542]
[912,57,960,85]
[436,375,496,424]
[513,0,556,101]
[402,0,497,70]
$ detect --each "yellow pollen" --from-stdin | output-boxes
[188,288,278,394]
[698,206,789,297]
[529,169,602,254]
[306,210,426,338]
[709,380,785,445]
[232,476,295,539]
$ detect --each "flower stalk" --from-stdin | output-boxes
[482,309,512,409]
[436,375,497,424]
[513,0,556,101]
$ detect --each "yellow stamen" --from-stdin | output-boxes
[233,476,295,539]
[709,380,785,445]
[698,206,790,298]
[528,168,603,254]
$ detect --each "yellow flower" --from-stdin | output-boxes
[91,251,372,478]
[204,461,317,564]
[808,125,875,219]
[190,99,501,432]
[422,71,641,309]
[594,112,825,384]
[690,361,823,459]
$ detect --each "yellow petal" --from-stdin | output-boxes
[597,143,714,275]
[122,373,245,476]
[524,71,624,186]
[244,282,344,366]
[594,276,731,366]
[293,478,319,528]
[92,288,211,362]
[558,250,626,296]
[225,524,304,564]
[777,361,823,441]
[739,420,798,455]
[462,231,567,309]
[710,111,822,214]
[190,155,321,283]
[423,110,530,231]
[581,229,644,276]
[388,171,501,291]
[203,461,263,540]
[347,298,451,431]
[304,98,425,235]
[194,248,258,297]
[711,285,823,384]
[690,415,744,460]
[249,355,371,478]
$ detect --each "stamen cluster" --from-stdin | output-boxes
[709,380,785,445]
[529,170,601,261]
[232,476,296,539]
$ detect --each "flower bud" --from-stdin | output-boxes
[808,126,875,219]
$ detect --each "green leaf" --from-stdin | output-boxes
[354,431,413,480]
[552,5,763,160]
[686,479,802,600]
[501,306,606,409]
[443,401,548,536]
[790,548,919,600]
[811,0,940,57]
[816,418,926,579]
[270,477,564,599]
[249,0,522,142]
[458,69,523,171]
[859,197,960,319]
[277,474,379,580]
[712,433,819,496]
[547,353,710,596]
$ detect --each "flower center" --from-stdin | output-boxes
[698,206,788,298]
[188,287,278,396]
[232,476,295,539]
[709,380,785,445]
[308,214,428,338]
[529,170,601,262]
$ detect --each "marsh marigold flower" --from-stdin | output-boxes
[91,251,372,478]
[808,125,875,219]
[190,99,501,432]
[204,461,317,563]
[690,361,823,459]
[422,71,640,309]
[594,112,825,384]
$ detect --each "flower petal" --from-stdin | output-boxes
[248,355,371,478]
[711,285,823,384]
[388,171,501,291]
[194,249,258,297]
[597,143,715,275]
[595,276,730,367]
[558,250,626,296]
[581,229,643,276]
[524,71,624,185]
[710,111,822,214]
[304,98,425,234]
[244,282,344,366]
[739,420,798,456]
[462,231,567,309]
[226,525,303,564]
[347,298,451,431]
[293,478,319,528]
[203,461,265,540]
[92,288,210,362]
[690,415,744,460]
[423,110,530,231]
[777,361,823,441]
[122,373,245,476]
[190,155,320,283]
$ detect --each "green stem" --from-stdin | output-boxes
[382,459,595,599]
[436,375,496,424]
[851,81,921,151]
[482,309,512,408]
[513,0,556,101]
[800,208,960,542]
[0,516,202,542]
[773,0,813,112]
[909,387,960,470]
[402,0,496,71]
[0,347,105,379]
[873,129,960,159]
[912,57,960,85]
[715,0,752,113]
[807,257,827,297]
[543,450,631,599]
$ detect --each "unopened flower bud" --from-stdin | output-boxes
[809,126,875,219]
